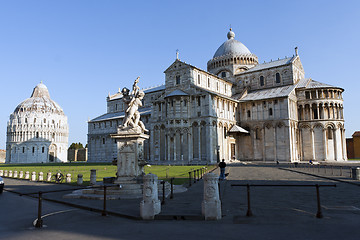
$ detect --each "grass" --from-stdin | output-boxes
[0,162,216,185]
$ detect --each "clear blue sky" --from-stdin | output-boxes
[1,0,359,149]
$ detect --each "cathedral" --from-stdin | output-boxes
[6,83,69,163]
[88,29,346,164]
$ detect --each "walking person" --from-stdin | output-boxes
[219,159,227,180]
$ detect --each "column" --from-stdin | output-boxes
[262,127,266,161]
[198,125,201,161]
[208,124,213,163]
[333,128,337,161]
[273,126,277,162]
[311,128,315,160]
[323,129,327,161]
[188,131,193,163]
[174,132,177,162]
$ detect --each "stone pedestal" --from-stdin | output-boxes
[14,171,18,178]
[77,174,83,185]
[47,172,52,182]
[38,172,43,181]
[0,170,3,176]
[66,173,72,183]
[111,129,149,182]
[19,171,24,178]
[9,170,13,177]
[90,169,97,185]
[140,173,161,220]
[25,171,30,180]
[31,172,37,181]
[202,173,221,220]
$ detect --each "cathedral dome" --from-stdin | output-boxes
[213,29,252,58]
[14,82,64,115]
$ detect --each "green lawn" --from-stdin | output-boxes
[0,162,215,185]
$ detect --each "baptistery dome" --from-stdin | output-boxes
[6,83,69,163]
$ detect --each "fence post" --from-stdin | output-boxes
[66,173,72,183]
[35,192,43,228]
[246,184,253,217]
[102,185,107,216]
[170,178,174,199]
[161,180,165,205]
[188,172,192,187]
[315,184,323,218]
[77,174,83,185]
[90,169,97,185]
[47,172,52,182]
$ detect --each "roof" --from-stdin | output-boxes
[165,89,189,98]
[90,107,152,122]
[109,85,165,101]
[296,78,341,90]
[213,29,252,58]
[239,85,295,101]
[352,131,360,137]
[228,125,249,134]
[243,56,295,74]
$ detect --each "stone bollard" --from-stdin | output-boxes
[31,172,37,181]
[25,171,30,180]
[201,173,221,220]
[47,172,52,182]
[140,173,161,220]
[9,170,13,178]
[14,171,18,178]
[0,170,3,176]
[19,171,24,179]
[66,173,71,183]
[38,172,44,181]
[77,174,83,185]
[4,170,8,177]
[90,169,97,185]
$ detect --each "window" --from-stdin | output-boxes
[305,92,310,99]
[217,82,219,91]
[23,147,25,153]
[327,128,333,139]
[224,127,227,138]
[32,147,35,153]
[221,72,226,78]
[247,110,251,118]
[256,129,261,139]
[25,118,28,123]
[260,76,264,86]
[198,75,201,84]
[36,132,39,138]
[197,97,201,106]
[225,85,227,93]
[184,100,187,107]
[276,73,281,83]
[34,118,36,123]
[176,76,180,85]
[158,103,161,111]
[42,147,44,153]
[43,118,46,123]
[269,108,273,116]
[208,78,210,87]
[103,138,105,144]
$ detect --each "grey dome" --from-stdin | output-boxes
[213,29,251,58]
[14,82,64,114]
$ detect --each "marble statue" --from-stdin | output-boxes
[121,77,148,133]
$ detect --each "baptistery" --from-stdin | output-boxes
[6,83,69,163]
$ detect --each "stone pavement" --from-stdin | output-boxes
[3,163,360,239]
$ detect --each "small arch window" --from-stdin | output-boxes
[260,76,265,86]
[42,147,45,153]
[176,76,180,85]
[269,108,273,116]
[221,72,226,78]
[43,118,46,123]
[327,128,333,139]
[247,110,251,118]
[275,73,281,83]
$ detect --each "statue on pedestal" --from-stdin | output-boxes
[120,77,148,133]
[111,77,149,181]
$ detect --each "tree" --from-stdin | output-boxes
[68,142,84,150]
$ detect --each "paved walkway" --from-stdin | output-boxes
[3,163,360,239]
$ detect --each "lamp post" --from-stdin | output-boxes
[216,145,220,163]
